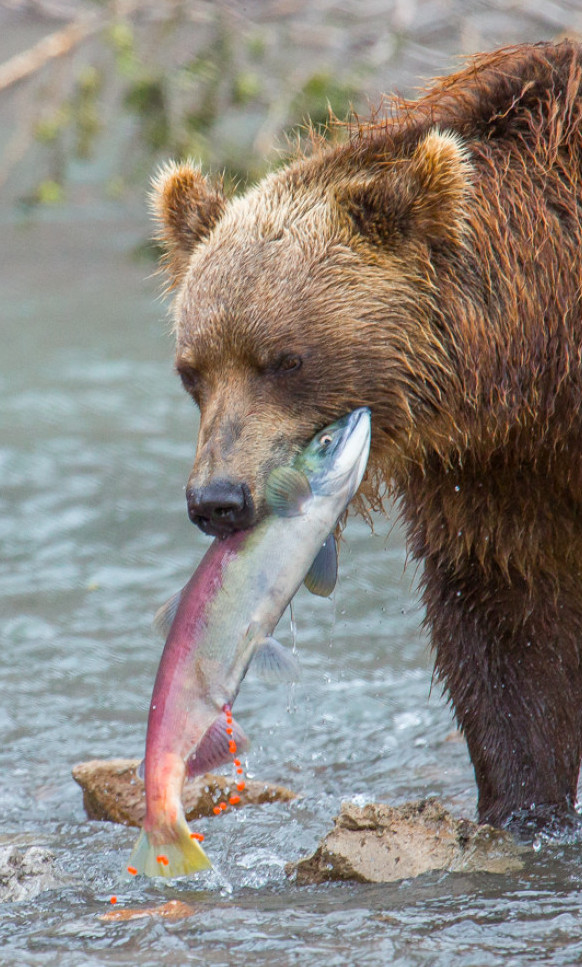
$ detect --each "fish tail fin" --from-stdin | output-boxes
[126,820,212,879]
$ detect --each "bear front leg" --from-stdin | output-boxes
[423,559,582,834]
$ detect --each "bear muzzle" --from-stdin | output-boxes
[186,479,256,538]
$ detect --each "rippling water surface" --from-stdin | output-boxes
[2,208,582,966]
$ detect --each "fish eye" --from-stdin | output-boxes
[319,433,333,447]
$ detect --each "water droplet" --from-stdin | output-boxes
[289,601,297,654]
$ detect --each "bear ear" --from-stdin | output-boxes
[341,129,472,249]
[150,161,226,287]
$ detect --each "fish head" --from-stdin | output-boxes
[264,408,371,518]
[297,407,372,501]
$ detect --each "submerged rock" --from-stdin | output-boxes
[0,845,61,901]
[100,899,198,922]
[72,758,296,827]
[290,798,523,885]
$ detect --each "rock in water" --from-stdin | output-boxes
[290,798,524,884]
[0,845,61,901]
[100,899,198,922]
[72,758,296,827]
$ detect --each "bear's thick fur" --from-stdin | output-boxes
[153,42,582,832]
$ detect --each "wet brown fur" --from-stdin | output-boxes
[153,42,582,831]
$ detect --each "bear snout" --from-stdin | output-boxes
[186,478,256,538]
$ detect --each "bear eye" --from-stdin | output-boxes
[274,354,302,374]
[176,364,201,399]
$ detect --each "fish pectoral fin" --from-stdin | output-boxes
[152,588,183,638]
[265,467,312,517]
[252,637,301,683]
[186,712,249,779]
[304,534,338,597]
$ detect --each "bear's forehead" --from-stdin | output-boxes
[182,228,315,315]
[174,238,317,369]
[214,174,335,248]
[175,180,343,341]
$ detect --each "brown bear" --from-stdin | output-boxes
[151,41,582,834]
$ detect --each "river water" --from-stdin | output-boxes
[2,206,582,965]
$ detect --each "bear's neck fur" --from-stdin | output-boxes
[364,42,582,828]
[310,42,582,828]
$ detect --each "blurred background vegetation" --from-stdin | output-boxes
[2,0,581,222]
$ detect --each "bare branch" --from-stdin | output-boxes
[0,14,102,93]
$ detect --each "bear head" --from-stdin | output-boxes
[152,129,472,537]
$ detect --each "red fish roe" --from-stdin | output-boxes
[156,855,169,866]
[190,832,205,842]
[127,866,138,876]
[206,704,250,824]
[110,896,118,904]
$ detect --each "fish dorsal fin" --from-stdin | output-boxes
[265,467,312,517]
[304,534,338,597]
[152,589,182,638]
[251,637,301,682]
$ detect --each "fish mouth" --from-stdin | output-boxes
[342,407,372,487]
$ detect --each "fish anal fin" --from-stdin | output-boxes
[186,713,249,779]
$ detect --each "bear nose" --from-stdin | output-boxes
[186,479,255,538]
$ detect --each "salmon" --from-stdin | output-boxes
[127,408,371,877]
